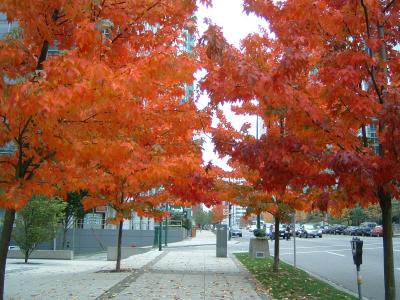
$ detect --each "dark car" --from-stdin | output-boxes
[269,225,289,239]
[294,224,302,236]
[371,225,383,237]
[325,224,340,234]
[344,226,359,235]
[333,225,347,235]
[322,225,332,234]
[230,228,242,237]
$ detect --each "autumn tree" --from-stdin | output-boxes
[211,204,225,224]
[0,0,212,296]
[201,1,399,297]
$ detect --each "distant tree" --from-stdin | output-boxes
[61,191,87,249]
[349,206,367,226]
[365,205,382,224]
[305,212,324,224]
[194,206,211,228]
[12,196,66,263]
[182,218,192,232]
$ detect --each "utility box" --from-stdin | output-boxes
[216,224,227,257]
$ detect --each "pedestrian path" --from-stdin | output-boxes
[99,231,268,300]
[5,231,268,299]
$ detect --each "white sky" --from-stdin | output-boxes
[194,0,267,169]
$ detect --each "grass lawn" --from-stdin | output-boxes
[235,253,357,300]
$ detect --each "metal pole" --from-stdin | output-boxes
[165,204,168,247]
[72,219,76,253]
[158,220,162,251]
[293,213,296,268]
[356,266,363,300]
[256,115,261,230]
[228,202,232,240]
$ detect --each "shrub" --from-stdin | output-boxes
[253,228,266,237]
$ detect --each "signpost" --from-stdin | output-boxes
[293,213,296,268]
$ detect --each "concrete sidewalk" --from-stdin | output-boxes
[5,231,268,300]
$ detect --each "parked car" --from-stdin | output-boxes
[8,245,20,250]
[322,225,332,234]
[294,224,302,236]
[333,225,347,235]
[325,224,340,234]
[231,228,242,237]
[344,226,359,236]
[268,225,289,239]
[249,225,257,232]
[371,225,383,237]
[299,224,321,238]
[356,222,377,236]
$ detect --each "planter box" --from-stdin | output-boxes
[7,250,73,260]
[107,247,150,261]
[249,237,270,258]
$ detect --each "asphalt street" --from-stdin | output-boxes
[239,231,400,300]
[174,230,399,300]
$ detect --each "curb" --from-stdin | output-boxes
[230,253,272,300]
[291,264,370,300]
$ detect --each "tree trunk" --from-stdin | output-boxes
[24,250,29,264]
[115,220,123,272]
[379,189,396,300]
[273,216,280,273]
[0,209,16,300]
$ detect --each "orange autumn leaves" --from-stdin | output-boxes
[0,0,219,219]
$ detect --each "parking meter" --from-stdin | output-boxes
[350,237,363,300]
[350,237,363,267]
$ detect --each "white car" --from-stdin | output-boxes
[249,225,257,232]
[8,245,20,250]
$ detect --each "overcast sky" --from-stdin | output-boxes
[194,0,267,169]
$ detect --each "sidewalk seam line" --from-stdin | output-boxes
[95,251,168,300]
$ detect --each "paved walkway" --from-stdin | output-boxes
[5,231,268,300]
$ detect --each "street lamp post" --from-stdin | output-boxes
[158,220,162,251]
[256,114,261,230]
[164,204,168,247]
[228,202,232,240]
[293,212,296,268]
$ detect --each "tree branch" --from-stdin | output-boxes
[383,0,397,12]
[111,1,161,43]
[0,115,11,131]
[360,0,371,39]
[365,63,384,104]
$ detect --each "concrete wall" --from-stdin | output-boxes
[106,247,150,261]
[8,250,73,260]
[32,227,189,254]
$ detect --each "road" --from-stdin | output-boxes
[176,230,400,300]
